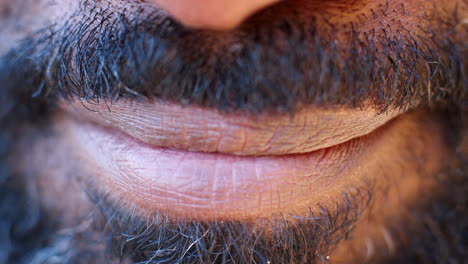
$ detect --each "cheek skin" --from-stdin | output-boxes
[0,0,78,55]
[331,114,452,262]
[11,126,97,226]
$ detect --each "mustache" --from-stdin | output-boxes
[0,1,466,114]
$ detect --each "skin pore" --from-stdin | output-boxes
[0,0,467,263]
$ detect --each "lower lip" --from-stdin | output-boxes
[62,116,387,220]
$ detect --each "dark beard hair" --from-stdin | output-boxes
[0,125,466,264]
[377,155,468,264]
[1,0,466,114]
[79,185,371,264]
[0,1,467,263]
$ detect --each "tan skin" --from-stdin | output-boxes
[151,0,282,29]
[5,0,467,263]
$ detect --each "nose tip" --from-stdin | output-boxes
[150,0,282,30]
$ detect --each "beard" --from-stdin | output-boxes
[0,1,466,263]
[0,107,466,264]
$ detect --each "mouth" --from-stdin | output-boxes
[60,100,402,220]
[35,0,461,222]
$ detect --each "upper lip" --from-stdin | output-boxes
[62,100,401,156]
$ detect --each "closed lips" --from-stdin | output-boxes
[61,100,402,220]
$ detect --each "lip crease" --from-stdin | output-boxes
[60,100,400,220]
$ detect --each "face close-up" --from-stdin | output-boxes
[0,0,466,263]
